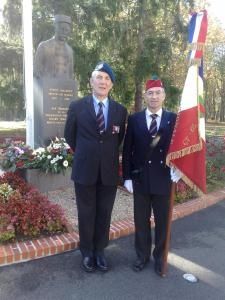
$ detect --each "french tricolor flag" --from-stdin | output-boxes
[166,11,208,194]
[188,10,208,63]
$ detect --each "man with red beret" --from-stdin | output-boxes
[122,77,177,275]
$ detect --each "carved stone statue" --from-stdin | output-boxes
[32,15,77,148]
[34,15,74,79]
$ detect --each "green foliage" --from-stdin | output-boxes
[0,0,208,118]
[0,183,14,203]
[0,231,15,243]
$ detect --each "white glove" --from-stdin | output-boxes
[124,179,133,193]
[170,167,182,183]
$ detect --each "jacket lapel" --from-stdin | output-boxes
[138,109,149,136]
[158,110,172,145]
[84,95,97,121]
[159,110,171,131]
[106,99,117,134]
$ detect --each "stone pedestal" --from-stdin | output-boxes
[33,78,77,148]
[23,168,73,193]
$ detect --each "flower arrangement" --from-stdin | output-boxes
[0,137,73,175]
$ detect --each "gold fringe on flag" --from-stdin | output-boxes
[180,173,205,196]
[166,142,202,164]
[189,58,202,66]
[168,162,205,196]
[189,42,205,51]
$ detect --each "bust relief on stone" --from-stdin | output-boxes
[34,15,74,80]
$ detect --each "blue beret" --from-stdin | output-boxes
[94,61,115,83]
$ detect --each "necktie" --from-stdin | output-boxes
[149,114,158,137]
[96,102,105,134]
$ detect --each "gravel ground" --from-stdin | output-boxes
[48,187,134,230]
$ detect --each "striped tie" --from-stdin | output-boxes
[96,102,105,134]
[149,114,158,137]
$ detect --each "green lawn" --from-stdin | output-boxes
[206,122,225,136]
[0,121,224,142]
[0,121,26,142]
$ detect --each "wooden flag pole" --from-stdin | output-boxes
[161,182,176,277]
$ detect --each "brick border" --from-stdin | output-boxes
[0,188,225,266]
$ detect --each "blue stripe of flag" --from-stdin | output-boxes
[198,59,203,80]
[188,13,197,43]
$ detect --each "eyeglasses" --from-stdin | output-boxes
[145,90,164,96]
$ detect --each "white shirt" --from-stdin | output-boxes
[145,108,163,131]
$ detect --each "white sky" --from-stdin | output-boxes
[0,0,6,25]
[207,0,225,29]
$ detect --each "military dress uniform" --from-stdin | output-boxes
[123,95,176,272]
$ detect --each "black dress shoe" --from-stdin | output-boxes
[95,255,109,272]
[132,258,149,272]
[154,261,163,277]
[81,256,95,272]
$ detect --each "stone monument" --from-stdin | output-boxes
[33,14,77,148]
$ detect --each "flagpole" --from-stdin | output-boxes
[23,0,34,148]
[161,182,176,277]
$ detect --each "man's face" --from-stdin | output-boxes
[144,87,165,112]
[90,71,113,100]
[55,22,71,41]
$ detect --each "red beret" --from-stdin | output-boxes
[145,79,164,91]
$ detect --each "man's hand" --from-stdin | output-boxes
[170,167,182,183]
[124,179,133,193]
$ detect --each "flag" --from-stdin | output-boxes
[166,11,208,194]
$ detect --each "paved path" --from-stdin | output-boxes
[1,199,225,300]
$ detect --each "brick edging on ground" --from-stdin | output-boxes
[0,188,225,267]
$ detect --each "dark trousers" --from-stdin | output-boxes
[133,190,170,262]
[75,182,117,257]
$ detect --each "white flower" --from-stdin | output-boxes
[64,143,70,149]
[47,155,52,159]
[34,147,45,155]
[53,144,60,149]
[63,160,69,167]
[50,159,56,164]
[55,155,60,161]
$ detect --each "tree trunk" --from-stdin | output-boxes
[134,81,143,112]
[219,80,225,122]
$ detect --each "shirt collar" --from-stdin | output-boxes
[146,108,163,118]
[93,94,108,107]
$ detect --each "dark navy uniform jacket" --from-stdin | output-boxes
[64,95,127,186]
[122,109,176,195]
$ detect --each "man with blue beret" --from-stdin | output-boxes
[64,62,127,272]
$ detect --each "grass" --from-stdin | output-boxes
[1,121,224,136]
[0,121,26,143]
[205,121,225,136]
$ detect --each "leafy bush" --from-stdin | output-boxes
[0,172,68,243]
[175,180,197,203]
[206,136,225,190]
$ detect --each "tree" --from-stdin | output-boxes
[0,0,205,119]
